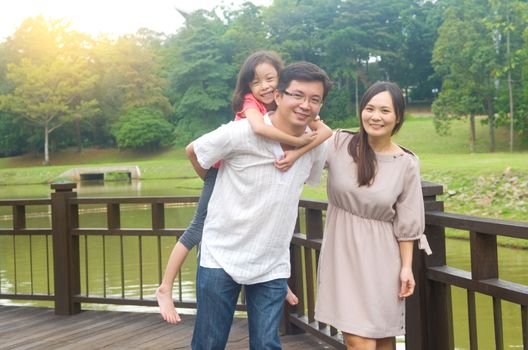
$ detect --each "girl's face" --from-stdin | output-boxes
[249,62,279,107]
[361,91,398,141]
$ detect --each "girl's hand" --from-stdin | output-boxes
[398,266,415,299]
[294,132,317,147]
[274,149,301,172]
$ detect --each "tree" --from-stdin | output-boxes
[89,31,172,147]
[0,110,39,156]
[515,2,528,143]
[0,17,99,164]
[0,56,99,164]
[322,0,409,119]
[0,41,39,156]
[221,2,270,64]
[165,10,235,144]
[381,1,441,102]
[487,0,528,150]
[264,0,353,124]
[264,0,339,63]
[431,81,482,152]
[432,0,499,152]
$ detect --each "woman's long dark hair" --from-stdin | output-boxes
[231,51,284,113]
[344,81,405,186]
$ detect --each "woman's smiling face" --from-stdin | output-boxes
[361,91,398,141]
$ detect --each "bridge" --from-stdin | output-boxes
[59,165,141,181]
[0,182,526,349]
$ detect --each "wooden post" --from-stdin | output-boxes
[12,205,26,295]
[282,212,303,335]
[51,182,81,315]
[152,203,165,284]
[305,208,323,323]
[13,205,26,229]
[470,231,503,349]
[470,231,498,280]
[406,182,454,350]
[423,224,454,350]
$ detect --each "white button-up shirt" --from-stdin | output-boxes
[193,114,327,284]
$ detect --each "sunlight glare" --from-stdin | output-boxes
[0,0,273,41]
[1,0,185,40]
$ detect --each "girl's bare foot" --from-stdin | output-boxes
[155,286,181,324]
[285,287,299,305]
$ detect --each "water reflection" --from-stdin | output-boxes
[76,179,143,196]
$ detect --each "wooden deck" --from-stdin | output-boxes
[0,305,333,349]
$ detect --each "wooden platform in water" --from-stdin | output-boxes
[0,305,333,349]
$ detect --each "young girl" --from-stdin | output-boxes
[156,51,333,324]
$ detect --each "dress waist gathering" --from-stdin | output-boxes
[329,203,392,223]
[328,203,432,255]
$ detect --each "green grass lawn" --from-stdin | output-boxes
[394,115,528,173]
[395,115,527,155]
[336,115,528,173]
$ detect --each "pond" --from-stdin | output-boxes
[0,179,526,348]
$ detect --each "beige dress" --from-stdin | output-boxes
[314,131,430,338]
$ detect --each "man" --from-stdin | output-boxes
[186,62,332,349]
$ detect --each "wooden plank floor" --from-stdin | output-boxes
[0,305,334,349]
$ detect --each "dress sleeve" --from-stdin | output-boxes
[305,139,328,187]
[324,131,341,169]
[393,155,431,254]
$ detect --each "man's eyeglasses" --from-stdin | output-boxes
[282,90,323,106]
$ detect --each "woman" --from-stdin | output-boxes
[314,82,431,350]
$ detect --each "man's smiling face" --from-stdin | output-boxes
[274,80,323,129]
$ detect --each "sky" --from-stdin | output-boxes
[0,0,273,41]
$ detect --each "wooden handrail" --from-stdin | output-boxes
[70,196,199,205]
[0,198,51,205]
[426,211,528,238]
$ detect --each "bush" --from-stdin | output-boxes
[113,108,174,150]
[0,111,40,156]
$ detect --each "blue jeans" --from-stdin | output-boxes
[179,167,218,250]
[191,266,287,350]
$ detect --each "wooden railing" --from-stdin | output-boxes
[418,211,528,350]
[285,182,528,350]
[0,197,53,302]
[0,181,527,350]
